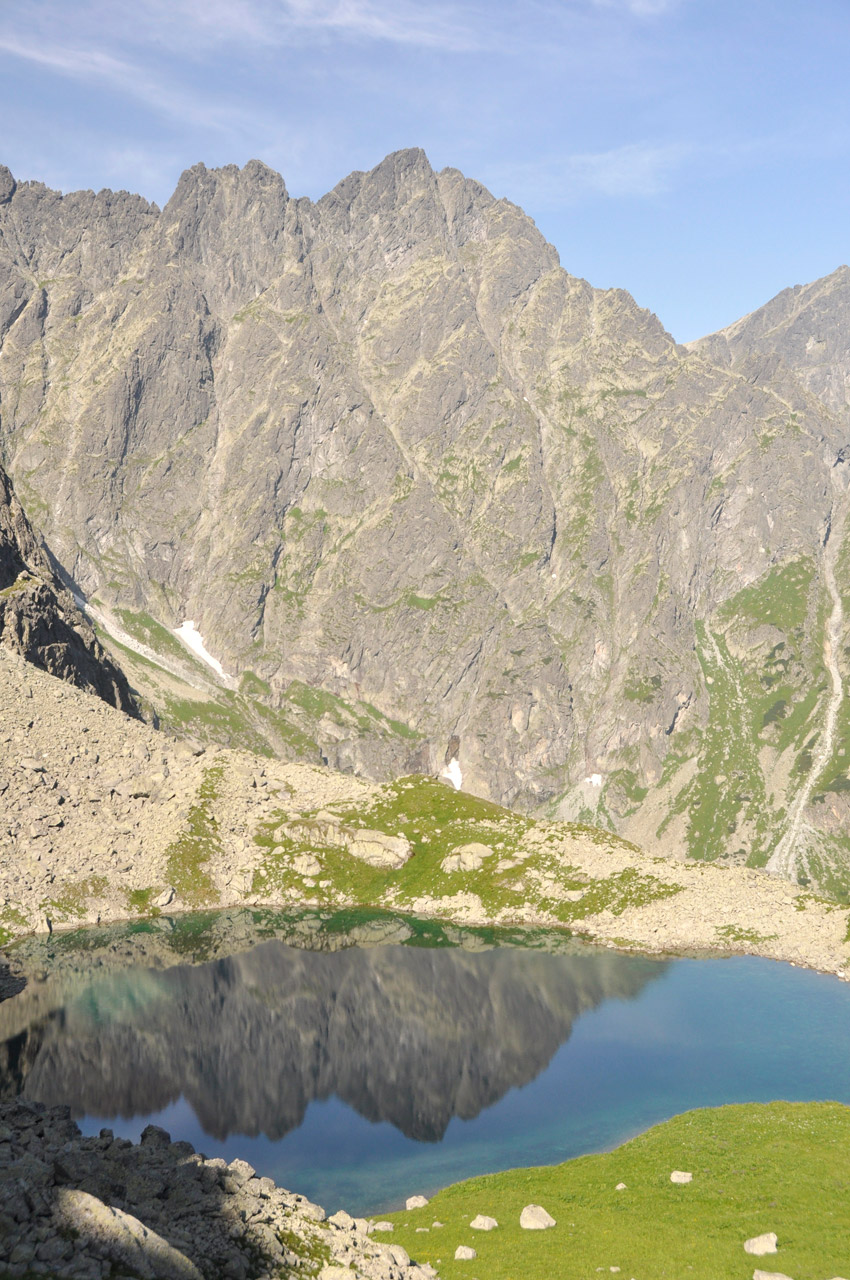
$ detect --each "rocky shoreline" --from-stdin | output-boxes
[0,1099,436,1280]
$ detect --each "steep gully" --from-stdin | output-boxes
[767,472,848,880]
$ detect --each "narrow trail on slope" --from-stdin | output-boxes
[766,493,847,880]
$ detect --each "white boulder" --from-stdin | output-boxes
[744,1233,778,1256]
[292,853,322,876]
[470,1214,498,1230]
[441,842,493,873]
[405,1195,429,1210]
[670,1170,692,1184]
[455,1246,477,1260]
[520,1204,556,1229]
[348,829,412,868]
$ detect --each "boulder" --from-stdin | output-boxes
[455,1245,477,1260]
[292,853,321,876]
[441,842,493,873]
[54,1189,203,1280]
[670,1170,692,1184]
[470,1214,498,1230]
[348,829,412,868]
[154,886,175,908]
[745,1233,779,1256]
[752,1272,794,1280]
[520,1204,556,1229]
[405,1194,429,1209]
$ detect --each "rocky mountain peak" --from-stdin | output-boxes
[0,166,15,204]
[3,153,850,891]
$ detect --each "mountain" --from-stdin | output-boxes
[0,459,137,714]
[1,152,849,891]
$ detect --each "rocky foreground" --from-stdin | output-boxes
[0,1099,434,1279]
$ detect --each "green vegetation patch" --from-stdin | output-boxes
[714,923,778,947]
[113,606,195,665]
[251,776,673,928]
[41,876,108,923]
[0,905,29,947]
[719,558,815,633]
[163,764,223,908]
[387,1102,850,1280]
[125,887,157,915]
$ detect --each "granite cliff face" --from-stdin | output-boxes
[1,152,849,887]
[0,460,137,714]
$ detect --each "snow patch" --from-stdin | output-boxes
[441,758,463,790]
[175,621,230,679]
[585,773,603,787]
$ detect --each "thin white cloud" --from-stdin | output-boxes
[0,0,483,57]
[593,0,681,15]
[486,141,688,207]
[0,32,254,134]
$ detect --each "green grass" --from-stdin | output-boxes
[386,1102,850,1280]
[719,558,815,632]
[163,765,223,907]
[113,606,196,665]
[41,876,108,922]
[125,886,157,914]
[250,775,676,927]
[0,905,29,947]
[668,626,775,865]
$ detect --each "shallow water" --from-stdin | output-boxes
[2,910,849,1215]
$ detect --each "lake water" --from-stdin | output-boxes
[2,909,849,1215]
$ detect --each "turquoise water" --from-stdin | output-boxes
[3,920,850,1215]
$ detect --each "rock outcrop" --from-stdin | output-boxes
[0,462,137,715]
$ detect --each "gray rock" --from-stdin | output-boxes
[744,1233,779,1256]
[54,1188,203,1279]
[348,830,412,869]
[441,844,493,874]
[455,1245,477,1260]
[405,1195,429,1210]
[0,465,138,716]
[469,1214,498,1230]
[520,1204,556,1229]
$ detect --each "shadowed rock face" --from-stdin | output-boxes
[0,462,138,714]
[0,937,664,1142]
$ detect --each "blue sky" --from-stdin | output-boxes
[1,0,848,341]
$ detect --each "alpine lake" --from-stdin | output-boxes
[2,908,850,1217]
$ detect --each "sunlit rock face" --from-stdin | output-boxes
[3,153,850,875]
[0,934,663,1141]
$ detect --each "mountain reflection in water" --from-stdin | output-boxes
[0,923,664,1142]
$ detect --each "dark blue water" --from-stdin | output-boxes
[4,925,850,1215]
